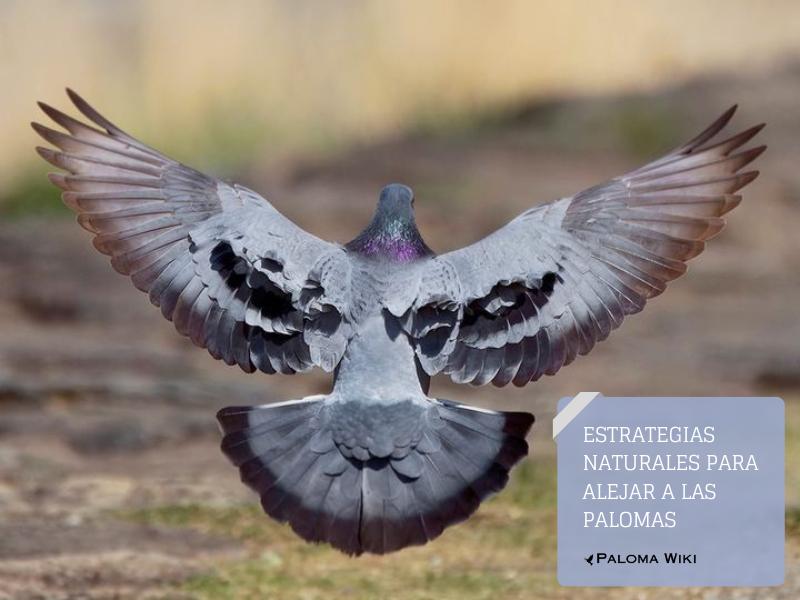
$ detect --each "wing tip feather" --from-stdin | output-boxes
[739,144,767,166]
[721,194,742,215]
[66,87,115,133]
[47,172,69,190]
[36,100,59,119]
[65,87,85,110]
[61,191,81,212]
[31,122,52,145]
[682,104,738,153]
[35,145,58,164]
[734,170,760,190]
[36,100,77,129]
[720,122,766,155]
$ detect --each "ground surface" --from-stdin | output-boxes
[0,68,799,598]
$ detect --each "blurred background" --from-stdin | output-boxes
[0,1,799,598]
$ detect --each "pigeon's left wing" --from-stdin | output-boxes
[407,107,764,386]
[33,90,353,375]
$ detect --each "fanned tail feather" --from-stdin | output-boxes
[217,396,533,555]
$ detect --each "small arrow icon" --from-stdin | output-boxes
[585,554,594,565]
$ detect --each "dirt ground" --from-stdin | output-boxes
[0,67,798,598]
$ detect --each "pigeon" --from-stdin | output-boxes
[33,91,764,555]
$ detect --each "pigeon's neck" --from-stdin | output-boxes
[346,214,432,263]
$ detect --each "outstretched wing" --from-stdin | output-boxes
[33,89,352,374]
[407,106,764,386]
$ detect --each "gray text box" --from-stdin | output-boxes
[557,395,784,586]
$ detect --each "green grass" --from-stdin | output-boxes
[124,459,561,600]
[124,401,800,599]
[406,96,683,164]
[785,395,800,509]
[611,103,679,159]
[182,559,546,600]
[412,178,478,209]
[0,168,64,218]
[788,507,800,540]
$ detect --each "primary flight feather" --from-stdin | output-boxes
[33,91,764,554]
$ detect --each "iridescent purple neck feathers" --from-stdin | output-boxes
[347,219,432,262]
[346,184,433,263]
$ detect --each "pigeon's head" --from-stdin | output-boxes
[377,183,415,218]
[346,183,432,262]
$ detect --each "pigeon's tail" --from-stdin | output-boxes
[217,395,533,555]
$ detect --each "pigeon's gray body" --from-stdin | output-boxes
[34,91,764,554]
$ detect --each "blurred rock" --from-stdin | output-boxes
[66,419,155,455]
[0,549,224,600]
[755,357,800,391]
[51,476,136,514]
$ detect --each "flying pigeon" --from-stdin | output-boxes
[33,91,764,555]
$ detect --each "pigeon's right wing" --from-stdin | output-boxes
[407,107,764,386]
[34,90,353,375]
